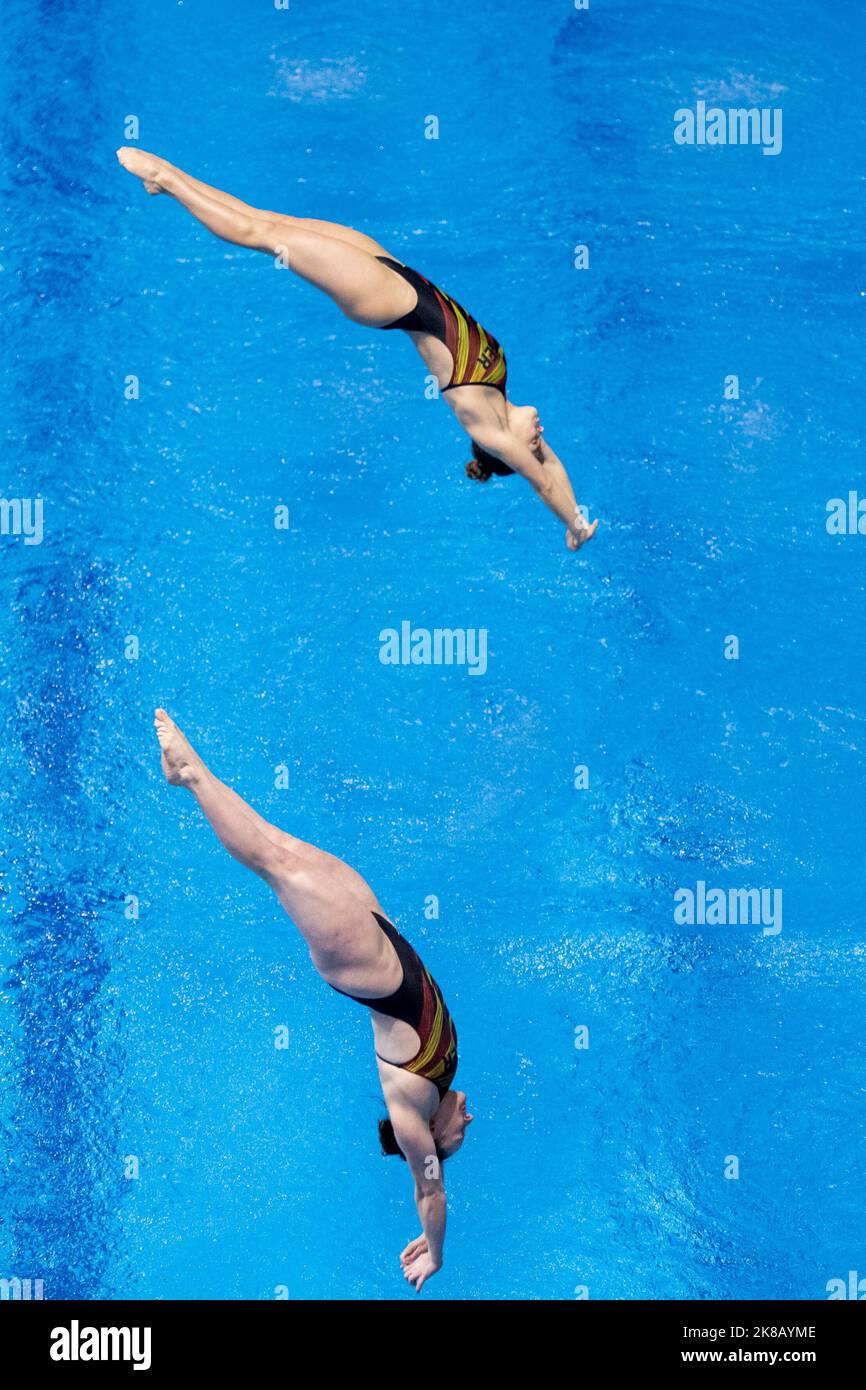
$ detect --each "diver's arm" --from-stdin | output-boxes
[537,437,600,549]
[472,429,598,548]
[391,1109,446,1291]
[412,1176,446,1269]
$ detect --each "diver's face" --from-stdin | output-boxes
[430,1090,474,1158]
[510,403,544,453]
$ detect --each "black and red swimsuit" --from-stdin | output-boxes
[377,257,508,396]
[331,913,458,1100]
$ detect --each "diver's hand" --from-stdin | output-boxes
[401,1242,441,1293]
[567,515,599,551]
[401,1235,441,1291]
[401,1234,428,1267]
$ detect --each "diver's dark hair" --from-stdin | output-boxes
[378,1117,448,1163]
[465,441,515,483]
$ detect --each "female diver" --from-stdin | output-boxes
[154,708,469,1293]
[118,148,598,552]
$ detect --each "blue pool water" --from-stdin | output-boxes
[2,0,865,1301]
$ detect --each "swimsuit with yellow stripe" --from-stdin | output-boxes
[330,912,458,1099]
[377,256,508,395]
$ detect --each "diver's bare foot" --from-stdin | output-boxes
[567,516,599,552]
[154,708,207,788]
[116,147,173,194]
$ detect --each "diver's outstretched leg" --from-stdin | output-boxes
[117,149,412,325]
[153,709,389,975]
[146,160,394,258]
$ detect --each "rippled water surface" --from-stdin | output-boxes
[1,0,864,1300]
